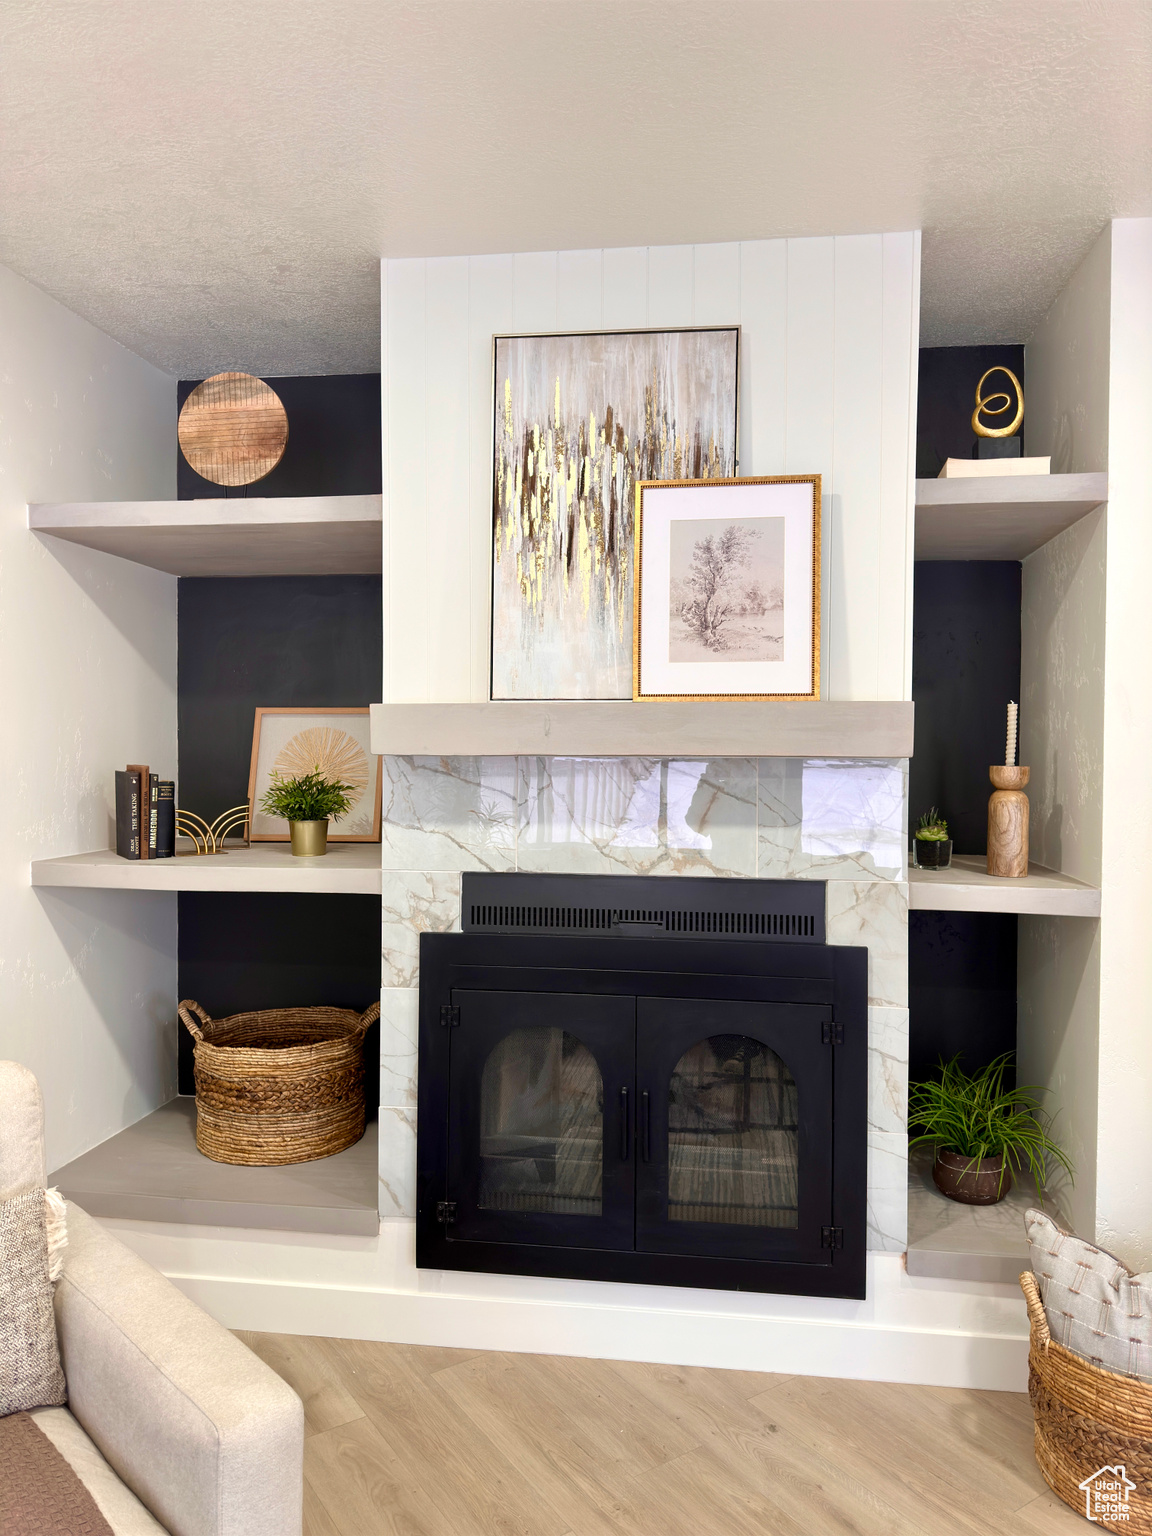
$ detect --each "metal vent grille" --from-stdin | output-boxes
[461,873,824,944]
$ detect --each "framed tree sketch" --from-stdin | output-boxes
[247,707,382,842]
[633,476,821,701]
[491,327,739,700]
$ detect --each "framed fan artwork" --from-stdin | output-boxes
[247,707,382,842]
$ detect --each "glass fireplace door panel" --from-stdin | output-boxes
[446,989,636,1250]
[480,1028,603,1216]
[668,1035,798,1229]
[635,997,834,1264]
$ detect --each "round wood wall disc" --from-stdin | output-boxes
[178,372,289,486]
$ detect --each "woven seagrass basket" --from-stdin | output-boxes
[178,998,380,1166]
[1022,1269,1152,1532]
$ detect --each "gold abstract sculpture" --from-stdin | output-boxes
[176,804,251,855]
[972,366,1024,439]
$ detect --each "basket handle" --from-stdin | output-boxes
[177,999,213,1044]
[356,1000,381,1036]
[1020,1270,1051,1351]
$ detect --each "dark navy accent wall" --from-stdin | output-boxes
[175,376,383,1095]
[916,345,1026,477]
[177,374,381,499]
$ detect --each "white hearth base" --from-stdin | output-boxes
[99,1216,1028,1393]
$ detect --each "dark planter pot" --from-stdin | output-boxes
[913,837,953,869]
[933,1148,1012,1205]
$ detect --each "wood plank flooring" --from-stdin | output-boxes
[236,1332,1087,1536]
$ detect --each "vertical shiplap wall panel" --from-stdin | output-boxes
[602,247,648,327]
[384,260,428,700]
[424,258,473,699]
[512,251,559,332]
[879,231,920,700]
[738,240,787,476]
[647,244,695,327]
[831,235,884,701]
[467,255,515,700]
[692,242,741,325]
[381,232,918,704]
[785,238,836,697]
[557,249,604,330]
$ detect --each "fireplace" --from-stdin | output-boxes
[416,873,867,1299]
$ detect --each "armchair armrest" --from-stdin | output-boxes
[54,1203,303,1536]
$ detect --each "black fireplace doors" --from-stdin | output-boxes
[417,932,867,1299]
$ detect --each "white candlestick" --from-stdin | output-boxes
[1006,701,1018,768]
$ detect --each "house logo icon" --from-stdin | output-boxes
[1080,1465,1137,1523]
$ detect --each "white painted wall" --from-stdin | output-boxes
[1024,225,1111,474]
[1096,219,1152,1268]
[1022,218,1152,1266]
[1017,510,1105,1234]
[1019,229,1112,1241]
[0,261,178,1171]
[380,235,920,705]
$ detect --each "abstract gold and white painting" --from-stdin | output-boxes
[247,707,381,841]
[491,328,739,700]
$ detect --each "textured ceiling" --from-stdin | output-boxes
[1,1,1149,376]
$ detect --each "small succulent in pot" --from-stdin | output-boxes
[913,806,952,868]
[259,770,354,857]
[908,1052,1073,1205]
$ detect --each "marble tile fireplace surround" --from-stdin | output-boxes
[378,753,910,1264]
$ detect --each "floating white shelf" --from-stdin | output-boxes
[30,843,382,895]
[51,1099,379,1236]
[369,700,915,760]
[914,472,1106,561]
[908,854,1100,916]
[906,1147,1057,1284]
[28,494,382,577]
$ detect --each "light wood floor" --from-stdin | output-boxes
[237,1331,1088,1536]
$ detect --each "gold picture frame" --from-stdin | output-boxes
[633,475,822,701]
[247,706,382,843]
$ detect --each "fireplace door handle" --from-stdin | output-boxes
[641,1091,651,1163]
[619,1087,630,1160]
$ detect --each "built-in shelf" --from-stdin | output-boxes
[51,1098,379,1236]
[906,1147,1056,1284]
[30,842,382,895]
[914,472,1107,560]
[908,854,1100,916]
[369,700,915,759]
[28,494,382,576]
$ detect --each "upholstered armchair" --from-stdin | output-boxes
[0,1060,304,1536]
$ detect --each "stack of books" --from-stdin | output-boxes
[114,766,175,859]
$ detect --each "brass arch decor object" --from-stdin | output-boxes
[972,366,1024,439]
[176,804,251,856]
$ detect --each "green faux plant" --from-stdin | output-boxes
[259,771,353,824]
[915,807,949,842]
[908,1053,1073,1195]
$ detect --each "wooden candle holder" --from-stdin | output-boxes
[987,765,1030,877]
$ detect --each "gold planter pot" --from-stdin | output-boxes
[289,819,329,857]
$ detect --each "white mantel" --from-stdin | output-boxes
[369,700,914,759]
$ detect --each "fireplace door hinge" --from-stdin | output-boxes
[440,1005,460,1028]
[822,1021,843,1046]
[821,1225,844,1250]
[436,1201,457,1224]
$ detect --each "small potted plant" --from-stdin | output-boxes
[259,770,353,857]
[913,806,952,869]
[908,1052,1073,1205]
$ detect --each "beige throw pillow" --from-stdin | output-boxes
[1026,1207,1152,1381]
[0,1187,67,1415]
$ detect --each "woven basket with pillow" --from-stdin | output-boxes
[1023,1208,1152,1532]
